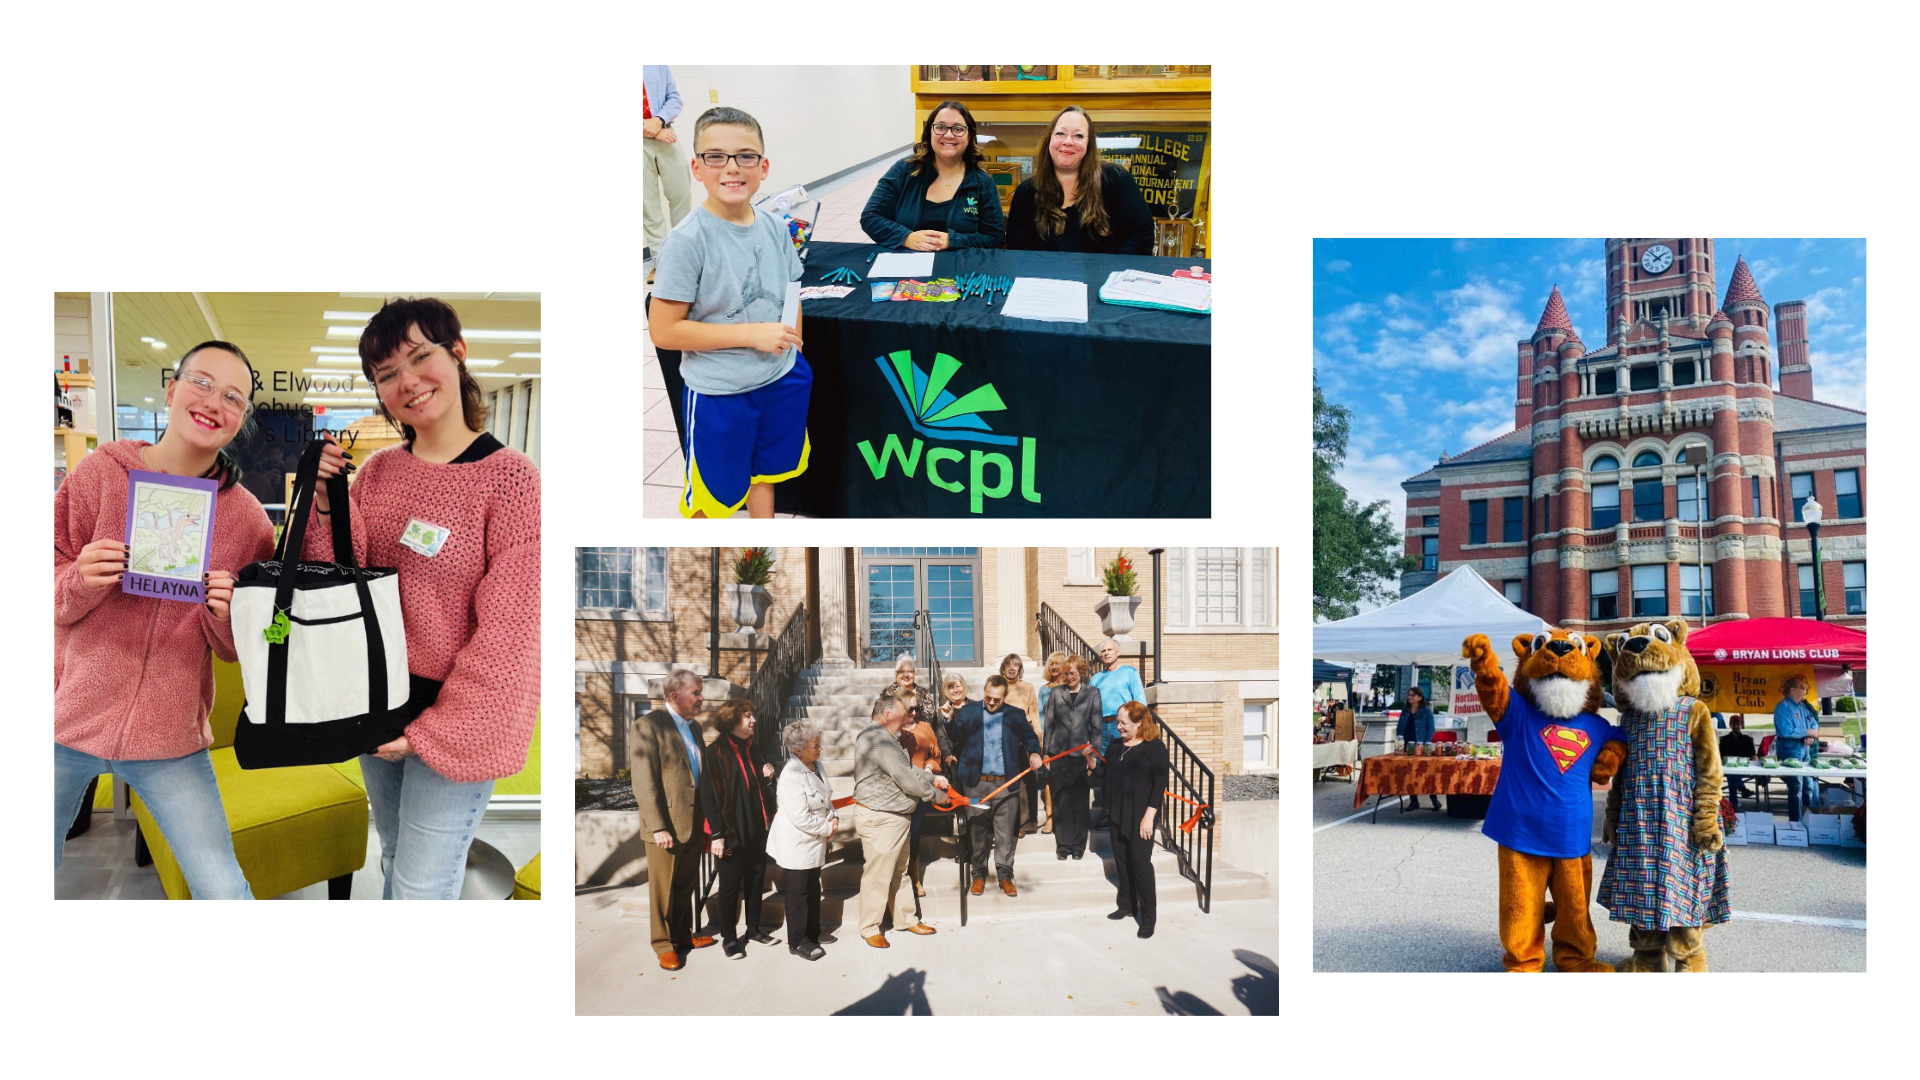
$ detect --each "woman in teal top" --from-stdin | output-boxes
[859,100,1006,252]
[1771,675,1823,820]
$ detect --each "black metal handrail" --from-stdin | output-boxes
[700,603,812,926]
[1036,602,1214,913]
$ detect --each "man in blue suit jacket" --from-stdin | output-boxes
[948,675,1043,896]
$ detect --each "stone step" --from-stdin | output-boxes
[616,833,1267,926]
[788,704,878,720]
[784,694,875,708]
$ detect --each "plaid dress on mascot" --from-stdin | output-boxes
[1462,629,1626,972]
[1596,619,1731,972]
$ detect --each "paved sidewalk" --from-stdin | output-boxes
[577,887,1277,1015]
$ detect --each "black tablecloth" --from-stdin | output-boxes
[657,240,1211,517]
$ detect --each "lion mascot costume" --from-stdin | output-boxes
[1595,619,1731,972]
[1461,629,1626,972]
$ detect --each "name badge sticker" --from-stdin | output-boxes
[399,518,450,558]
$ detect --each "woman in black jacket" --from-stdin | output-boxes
[700,699,778,959]
[1043,655,1103,861]
[1006,105,1154,255]
[1093,700,1170,938]
[860,100,1006,253]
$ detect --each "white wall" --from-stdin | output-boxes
[54,293,91,370]
[653,66,914,193]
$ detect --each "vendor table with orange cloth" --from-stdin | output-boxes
[1354,754,1503,822]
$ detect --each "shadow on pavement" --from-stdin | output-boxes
[1154,947,1279,1015]
[832,968,934,1015]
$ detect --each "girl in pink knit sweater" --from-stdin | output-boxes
[310,297,541,900]
[54,343,276,899]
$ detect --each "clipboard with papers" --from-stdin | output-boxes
[1097,269,1212,315]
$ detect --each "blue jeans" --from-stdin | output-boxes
[1777,745,1820,820]
[361,753,495,900]
[55,742,252,899]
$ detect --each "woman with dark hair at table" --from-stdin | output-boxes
[860,100,1006,253]
[1395,687,1442,811]
[1092,701,1169,938]
[1005,105,1154,255]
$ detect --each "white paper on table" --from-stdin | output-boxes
[1099,269,1212,311]
[870,252,936,278]
[1000,277,1089,323]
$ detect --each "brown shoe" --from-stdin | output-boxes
[658,951,682,971]
[689,936,717,949]
[865,933,890,949]
[970,878,984,896]
[1000,878,1018,897]
[905,922,936,935]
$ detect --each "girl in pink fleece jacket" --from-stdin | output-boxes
[54,343,276,899]
[309,298,541,900]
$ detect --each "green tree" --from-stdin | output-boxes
[1314,374,1415,620]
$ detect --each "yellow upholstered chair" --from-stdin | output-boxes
[511,852,541,900]
[132,659,370,899]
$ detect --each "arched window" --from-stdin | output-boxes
[1591,455,1619,472]
[1633,450,1663,468]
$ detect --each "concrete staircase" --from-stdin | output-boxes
[618,660,1270,929]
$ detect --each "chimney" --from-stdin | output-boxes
[1776,300,1813,399]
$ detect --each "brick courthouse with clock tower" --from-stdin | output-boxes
[1401,238,1866,630]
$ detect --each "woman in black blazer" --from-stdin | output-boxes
[1093,700,1170,938]
[1005,105,1155,255]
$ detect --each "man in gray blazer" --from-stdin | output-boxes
[630,669,716,970]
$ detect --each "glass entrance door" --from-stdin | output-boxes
[859,548,981,667]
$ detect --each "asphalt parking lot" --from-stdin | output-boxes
[1311,778,1865,971]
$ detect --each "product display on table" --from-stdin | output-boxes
[799,285,855,301]
[1596,619,1731,972]
[819,266,863,285]
[673,240,1210,517]
[122,470,219,604]
[1461,628,1625,973]
[231,439,411,769]
[887,279,960,302]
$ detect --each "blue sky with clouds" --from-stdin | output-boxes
[1313,238,1867,534]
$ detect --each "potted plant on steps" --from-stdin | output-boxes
[731,547,774,632]
[1094,550,1142,636]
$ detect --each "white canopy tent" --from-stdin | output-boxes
[1312,565,1550,666]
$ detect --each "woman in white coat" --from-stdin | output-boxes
[768,720,836,961]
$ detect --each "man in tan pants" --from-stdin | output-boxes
[629,670,717,970]
[853,694,950,947]
[645,117,698,272]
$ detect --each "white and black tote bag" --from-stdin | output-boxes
[232,439,410,768]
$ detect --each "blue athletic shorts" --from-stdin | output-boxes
[680,352,812,518]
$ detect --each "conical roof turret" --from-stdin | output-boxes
[1534,285,1577,339]
[1724,255,1764,305]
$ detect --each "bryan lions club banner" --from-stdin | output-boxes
[1696,663,1818,713]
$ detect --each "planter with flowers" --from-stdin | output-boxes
[1094,550,1142,636]
[730,547,774,631]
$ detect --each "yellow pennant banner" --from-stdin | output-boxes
[1695,663,1817,714]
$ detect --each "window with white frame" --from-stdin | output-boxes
[577,546,668,614]
[1065,547,1097,584]
[1680,564,1713,617]
[1162,548,1276,629]
[1244,700,1275,768]
[1843,562,1865,614]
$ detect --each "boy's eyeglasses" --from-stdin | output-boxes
[697,152,763,168]
[931,123,969,136]
[177,371,252,416]
[373,341,451,388]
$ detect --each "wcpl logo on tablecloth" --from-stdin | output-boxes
[858,350,1041,514]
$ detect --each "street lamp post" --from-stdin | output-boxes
[1802,496,1826,622]
[1147,547,1165,686]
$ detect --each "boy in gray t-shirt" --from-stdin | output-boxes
[650,106,811,519]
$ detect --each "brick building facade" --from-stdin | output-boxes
[1402,239,1866,631]
[574,547,1278,779]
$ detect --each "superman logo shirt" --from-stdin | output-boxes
[1481,692,1626,858]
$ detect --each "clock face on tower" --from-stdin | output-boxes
[1641,244,1675,274]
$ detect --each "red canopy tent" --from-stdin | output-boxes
[1687,618,1867,668]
